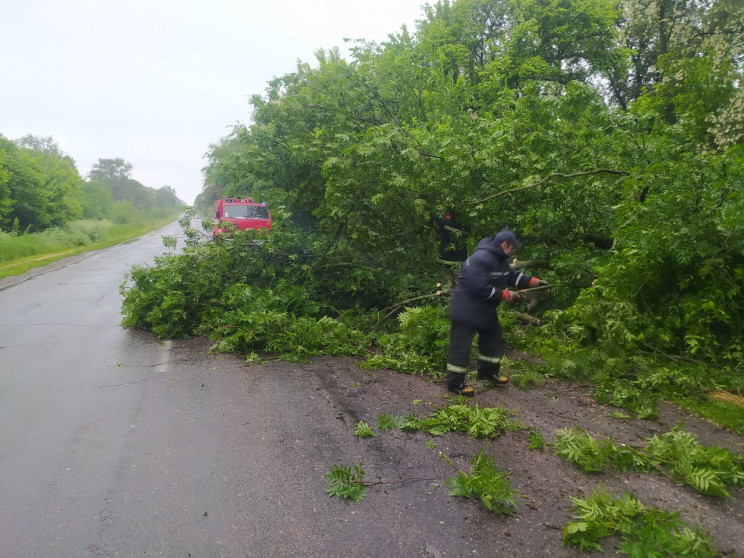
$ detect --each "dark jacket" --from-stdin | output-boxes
[436,215,469,265]
[450,236,533,328]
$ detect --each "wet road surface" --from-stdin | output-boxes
[0,223,182,556]
[1,223,741,557]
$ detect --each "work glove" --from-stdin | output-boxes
[501,290,522,303]
[529,277,548,288]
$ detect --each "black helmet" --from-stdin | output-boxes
[494,230,521,249]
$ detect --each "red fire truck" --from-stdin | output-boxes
[213,198,272,238]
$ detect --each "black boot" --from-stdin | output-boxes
[477,361,497,381]
[477,361,508,386]
[445,371,474,396]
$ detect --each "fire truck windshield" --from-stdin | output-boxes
[223,205,269,219]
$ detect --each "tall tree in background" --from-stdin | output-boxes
[16,135,84,226]
[0,135,84,231]
[0,149,11,225]
[200,127,258,211]
[573,0,744,361]
[89,158,135,203]
[88,158,182,211]
[88,157,133,182]
[414,0,625,89]
[80,179,114,218]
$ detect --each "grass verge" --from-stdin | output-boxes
[0,215,178,280]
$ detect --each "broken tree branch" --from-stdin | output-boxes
[475,169,630,204]
[375,292,449,321]
[361,477,437,487]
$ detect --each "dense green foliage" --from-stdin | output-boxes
[121,214,411,348]
[563,489,717,556]
[128,0,743,426]
[536,347,744,430]
[0,136,183,234]
[0,135,83,232]
[553,426,744,497]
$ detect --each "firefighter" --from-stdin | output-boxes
[445,230,547,396]
[436,211,469,288]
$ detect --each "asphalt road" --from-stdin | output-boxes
[2,223,741,557]
[0,222,184,556]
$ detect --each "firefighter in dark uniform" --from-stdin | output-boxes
[436,211,469,288]
[445,230,547,396]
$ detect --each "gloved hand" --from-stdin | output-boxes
[529,277,548,288]
[501,290,522,303]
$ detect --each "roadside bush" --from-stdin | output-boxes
[0,219,117,261]
[68,219,113,242]
[110,201,138,224]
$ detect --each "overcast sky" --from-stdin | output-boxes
[0,0,428,204]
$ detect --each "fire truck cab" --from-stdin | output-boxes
[213,198,272,238]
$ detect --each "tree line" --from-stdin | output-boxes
[0,134,184,233]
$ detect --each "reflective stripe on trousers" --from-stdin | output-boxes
[477,354,502,364]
